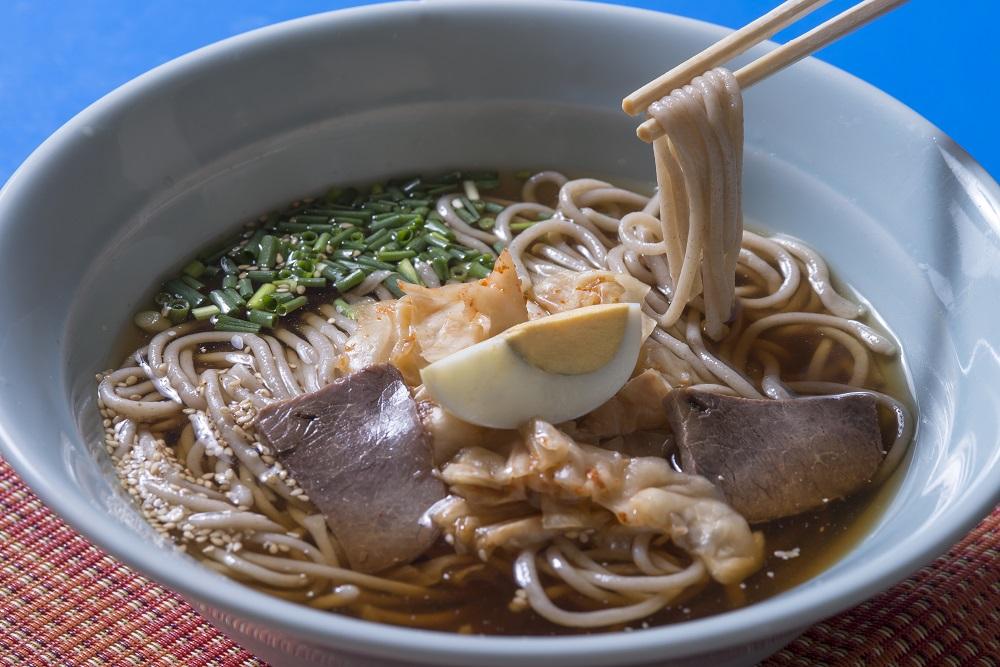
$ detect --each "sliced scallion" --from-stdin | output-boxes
[182,260,206,278]
[213,315,261,333]
[258,235,279,269]
[335,269,366,293]
[209,289,241,315]
[276,295,308,315]
[247,309,277,328]
[192,304,220,320]
[333,297,355,320]
[164,279,206,307]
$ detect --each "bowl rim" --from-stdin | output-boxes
[1,1,999,664]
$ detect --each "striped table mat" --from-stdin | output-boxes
[0,458,996,666]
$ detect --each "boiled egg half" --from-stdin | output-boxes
[420,303,653,428]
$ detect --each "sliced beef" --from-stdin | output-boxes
[255,364,445,573]
[663,389,884,523]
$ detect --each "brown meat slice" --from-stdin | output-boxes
[663,389,884,524]
[255,364,445,572]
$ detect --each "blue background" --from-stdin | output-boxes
[1,1,997,184]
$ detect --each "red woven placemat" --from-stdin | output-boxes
[0,458,996,667]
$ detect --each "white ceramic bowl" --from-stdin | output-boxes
[0,2,997,666]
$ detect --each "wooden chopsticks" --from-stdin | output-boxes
[625,0,910,143]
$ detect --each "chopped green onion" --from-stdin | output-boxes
[276,295,308,315]
[382,274,405,298]
[219,255,238,274]
[405,236,428,253]
[181,274,205,290]
[431,256,448,281]
[426,233,451,249]
[458,196,480,221]
[371,213,420,230]
[292,258,315,274]
[510,220,538,232]
[394,227,415,245]
[221,274,239,290]
[396,258,420,285]
[247,309,277,328]
[328,227,358,248]
[426,184,456,196]
[289,215,329,225]
[365,200,396,214]
[223,287,246,307]
[335,269,366,292]
[213,315,261,333]
[236,277,254,299]
[332,248,360,261]
[376,249,417,262]
[364,228,391,249]
[333,298,355,320]
[296,276,326,288]
[247,269,278,283]
[454,206,477,225]
[477,216,496,230]
[258,235,279,269]
[356,257,395,271]
[192,305,220,320]
[483,201,505,215]
[164,299,190,324]
[209,289,241,315]
[244,229,267,256]
[164,279,206,307]
[467,262,492,279]
[182,260,206,278]
[320,266,343,283]
[312,232,331,252]
[431,170,462,184]
[462,180,479,201]
[272,291,296,304]
[424,220,454,239]
[330,210,373,223]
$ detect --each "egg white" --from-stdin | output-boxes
[420,303,645,428]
